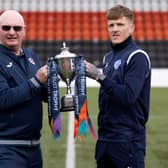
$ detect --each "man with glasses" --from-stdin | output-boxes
[85,5,151,168]
[0,10,48,168]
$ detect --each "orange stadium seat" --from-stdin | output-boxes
[163,23,168,39]
[73,29,81,40]
[144,12,152,22]
[55,30,64,40]
[21,11,168,41]
[82,12,90,22]
[100,30,108,41]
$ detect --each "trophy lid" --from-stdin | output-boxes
[55,42,77,59]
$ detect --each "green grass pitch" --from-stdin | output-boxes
[41,88,168,168]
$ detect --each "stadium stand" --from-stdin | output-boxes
[0,0,168,67]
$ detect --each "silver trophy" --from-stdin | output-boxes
[54,42,77,111]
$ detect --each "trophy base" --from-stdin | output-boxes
[60,94,75,112]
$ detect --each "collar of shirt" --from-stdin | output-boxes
[110,35,132,51]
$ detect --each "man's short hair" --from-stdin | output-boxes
[106,5,134,22]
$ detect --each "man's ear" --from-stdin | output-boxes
[130,23,135,33]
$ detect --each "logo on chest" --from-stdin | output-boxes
[114,59,122,70]
[6,62,13,68]
[28,58,35,65]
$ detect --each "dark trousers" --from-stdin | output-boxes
[0,145,42,168]
[95,141,145,168]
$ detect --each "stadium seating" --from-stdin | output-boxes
[0,0,167,67]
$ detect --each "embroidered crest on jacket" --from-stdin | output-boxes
[114,59,121,70]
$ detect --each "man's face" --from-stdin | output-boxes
[107,16,134,45]
[0,15,25,52]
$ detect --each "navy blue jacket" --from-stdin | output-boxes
[0,44,47,140]
[98,36,151,150]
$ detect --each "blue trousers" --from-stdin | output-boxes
[0,145,42,168]
[95,141,145,168]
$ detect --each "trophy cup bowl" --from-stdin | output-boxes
[54,42,77,111]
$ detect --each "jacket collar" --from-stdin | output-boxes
[111,36,133,51]
[0,44,24,61]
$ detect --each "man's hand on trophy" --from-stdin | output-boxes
[84,60,106,81]
[35,65,48,84]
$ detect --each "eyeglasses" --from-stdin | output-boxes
[1,25,23,32]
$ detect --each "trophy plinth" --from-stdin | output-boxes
[54,42,77,112]
[60,94,75,112]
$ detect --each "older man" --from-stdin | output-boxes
[0,10,48,168]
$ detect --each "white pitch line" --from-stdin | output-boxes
[65,111,75,168]
[66,84,75,168]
